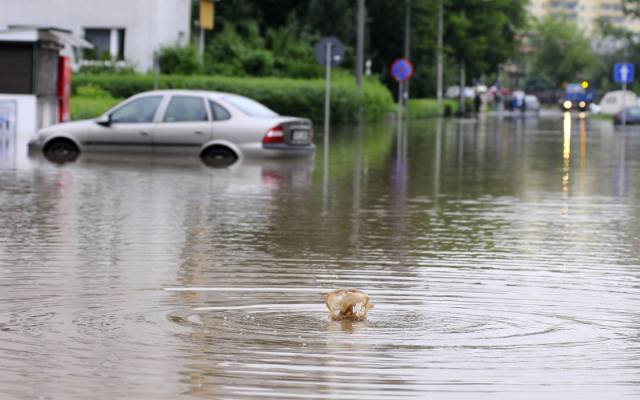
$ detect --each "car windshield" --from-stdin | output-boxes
[627,107,640,115]
[223,95,278,118]
[566,84,584,94]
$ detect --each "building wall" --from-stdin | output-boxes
[528,0,640,33]
[0,0,191,71]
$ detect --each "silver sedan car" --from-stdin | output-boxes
[29,90,315,166]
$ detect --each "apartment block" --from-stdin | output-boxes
[528,0,640,32]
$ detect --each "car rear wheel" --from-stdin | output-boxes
[43,139,79,163]
[200,146,238,167]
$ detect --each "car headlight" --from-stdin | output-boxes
[563,100,572,109]
[578,101,586,108]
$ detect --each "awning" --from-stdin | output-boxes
[0,27,93,49]
[48,30,93,49]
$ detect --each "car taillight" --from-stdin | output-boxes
[263,125,285,144]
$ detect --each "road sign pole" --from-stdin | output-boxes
[615,62,634,128]
[397,80,404,119]
[623,81,627,128]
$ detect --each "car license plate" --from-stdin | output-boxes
[292,130,308,141]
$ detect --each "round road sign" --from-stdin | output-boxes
[391,58,414,82]
[315,37,345,67]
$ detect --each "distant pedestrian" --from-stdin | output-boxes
[474,93,482,114]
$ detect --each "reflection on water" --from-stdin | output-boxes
[1,116,640,399]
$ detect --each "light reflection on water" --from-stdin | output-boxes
[1,116,640,399]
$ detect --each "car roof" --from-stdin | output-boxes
[131,89,238,100]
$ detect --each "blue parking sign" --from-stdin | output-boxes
[391,59,414,82]
[614,63,634,84]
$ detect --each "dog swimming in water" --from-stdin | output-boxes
[325,289,374,321]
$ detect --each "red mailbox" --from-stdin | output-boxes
[58,56,72,122]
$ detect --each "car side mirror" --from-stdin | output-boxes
[96,114,111,126]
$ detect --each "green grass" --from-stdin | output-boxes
[407,98,472,119]
[589,113,613,121]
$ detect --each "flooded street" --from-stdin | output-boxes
[1,114,640,399]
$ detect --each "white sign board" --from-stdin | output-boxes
[0,100,16,136]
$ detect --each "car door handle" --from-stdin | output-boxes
[194,131,203,135]
[140,131,150,136]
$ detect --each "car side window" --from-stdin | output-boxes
[163,96,208,122]
[209,100,231,121]
[111,96,163,123]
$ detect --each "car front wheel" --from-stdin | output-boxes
[43,139,80,163]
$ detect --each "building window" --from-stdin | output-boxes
[83,28,125,60]
[549,1,577,10]
[601,3,623,11]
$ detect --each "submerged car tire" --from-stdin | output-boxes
[43,139,80,164]
[200,146,238,167]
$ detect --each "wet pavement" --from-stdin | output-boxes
[1,114,640,399]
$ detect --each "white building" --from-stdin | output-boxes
[0,0,192,71]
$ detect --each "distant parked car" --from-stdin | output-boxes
[524,94,540,112]
[29,90,315,166]
[507,92,540,113]
[614,106,640,125]
[600,90,637,115]
[446,85,475,99]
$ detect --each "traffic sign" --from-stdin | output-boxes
[391,58,414,82]
[614,63,634,84]
[314,37,345,67]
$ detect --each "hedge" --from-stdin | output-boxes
[73,73,394,123]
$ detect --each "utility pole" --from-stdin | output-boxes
[458,8,466,116]
[403,0,411,105]
[198,28,205,61]
[356,0,366,89]
[459,58,465,116]
[436,0,444,115]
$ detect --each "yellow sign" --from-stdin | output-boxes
[581,80,589,89]
[200,0,215,30]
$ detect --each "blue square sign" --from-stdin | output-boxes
[614,63,634,84]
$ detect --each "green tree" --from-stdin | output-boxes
[531,17,601,87]
[622,0,640,17]
[445,0,527,80]
[193,0,527,97]
[590,16,640,92]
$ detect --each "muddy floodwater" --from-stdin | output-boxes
[1,114,640,399]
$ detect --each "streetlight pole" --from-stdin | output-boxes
[356,0,366,89]
[403,0,411,105]
[436,0,444,115]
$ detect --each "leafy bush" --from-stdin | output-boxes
[266,24,323,78]
[158,45,201,75]
[73,73,394,123]
[202,22,322,79]
[204,23,263,76]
